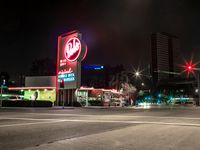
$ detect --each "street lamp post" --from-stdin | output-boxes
[193,72,200,105]
[197,73,200,105]
[0,86,2,107]
[0,78,3,108]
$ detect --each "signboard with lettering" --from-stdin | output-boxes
[57,31,87,89]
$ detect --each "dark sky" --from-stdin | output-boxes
[1,0,200,79]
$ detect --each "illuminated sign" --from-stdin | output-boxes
[58,68,73,75]
[65,37,81,62]
[58,73,75,82]
[83,65,104,70]
[57,31,87,89]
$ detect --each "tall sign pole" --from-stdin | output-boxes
[57,31,87,106]
[0,85,2,107]
[0,77,3,108]
[197,73,200,106]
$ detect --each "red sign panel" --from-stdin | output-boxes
[57,31,87,90]
[64,37,81,62]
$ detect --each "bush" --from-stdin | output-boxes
[2,100,53,107]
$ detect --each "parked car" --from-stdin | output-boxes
[172,100,182,105]
[111,100,121,106]
[7,96,23,101]
[184,100,196,106]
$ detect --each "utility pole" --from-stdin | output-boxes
[0,76,3,108]
[0,85,2,108]
[197,73,200,106]
[85,91,88,107]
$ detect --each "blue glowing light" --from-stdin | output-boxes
[84,65,104,70]
[158,94,161,98]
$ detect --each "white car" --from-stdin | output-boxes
[7,96,23,101]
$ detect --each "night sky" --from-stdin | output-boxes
[1,0,200,79]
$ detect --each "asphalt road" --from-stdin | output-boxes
[1,107,200,150]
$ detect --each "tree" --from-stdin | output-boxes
[108,65,125,89]
[121,83,137,95]
[121,82,137,105]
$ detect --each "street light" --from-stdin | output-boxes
[135,71,141,77]
[131,68,153,91]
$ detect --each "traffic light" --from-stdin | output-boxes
[60,79,64,89]
[186,64,193,74]
[183,60,196,76]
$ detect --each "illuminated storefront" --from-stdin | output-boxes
[8,31,124,107]
[76,87,124,106]
[9,87,56,103]
[9,76,56,103]
[8,31,87,106]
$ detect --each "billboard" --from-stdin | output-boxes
[57,31,87,89]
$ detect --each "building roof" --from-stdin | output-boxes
[9,87,56,90]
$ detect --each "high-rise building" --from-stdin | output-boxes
[150,32,181,86]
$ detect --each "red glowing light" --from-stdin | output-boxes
[58,68,73,75]
[185,62,194,74]
[60,79,64,88]
[188,66,192,70]
[64,37,81,62]
[182,60,197,77]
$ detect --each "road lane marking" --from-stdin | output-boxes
[0,117,60,121]
[1,118,200,128]
[0,120,66,128]
[57,119,200,127]
[22,113,200,120]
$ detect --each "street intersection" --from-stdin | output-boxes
[0,107,200,150]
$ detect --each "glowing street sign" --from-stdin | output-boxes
[65,37,81,62]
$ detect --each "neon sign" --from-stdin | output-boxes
[58,73,75,82]
[65,37,81,62]
[60,59,67,67]
[58,68,73,75]
[57,31,87,89]
[84,65,104,70]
